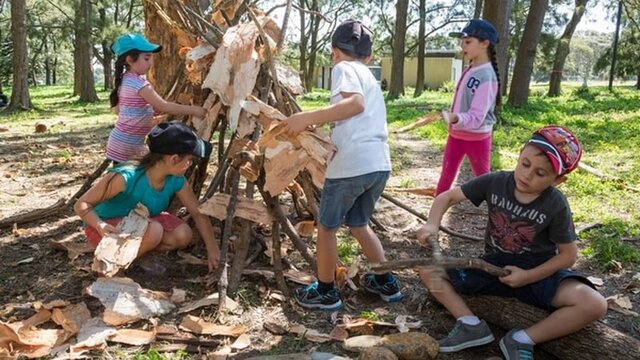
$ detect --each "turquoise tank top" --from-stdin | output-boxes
[95,165,186,219]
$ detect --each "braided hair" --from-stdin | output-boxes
[109,50,141,108]
[488,44,502,107]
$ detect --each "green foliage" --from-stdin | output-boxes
[580,219,640,269]
[438,80,455,93]
[337,234,360,265]
[359,310,382,321]
[132,349,188,360]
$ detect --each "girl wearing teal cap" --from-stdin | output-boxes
[106,33,207,164]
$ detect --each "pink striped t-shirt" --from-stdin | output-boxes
[105,72,155,163]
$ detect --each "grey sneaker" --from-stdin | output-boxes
[438,320,494,353]
[500,329,534,360]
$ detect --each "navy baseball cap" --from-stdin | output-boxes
[331,19,373,57]
[148,121,212,159]
[111,33,162,57]
[449,19,499,45]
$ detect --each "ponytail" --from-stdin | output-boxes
[488,44,502,107]
[109,51,141,108]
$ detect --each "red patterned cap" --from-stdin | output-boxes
[528,125,582,176]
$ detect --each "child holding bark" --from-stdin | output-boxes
[75,121,219,274]
[282,19,401,310]
[417,125,607,359]
[107,33,207,163]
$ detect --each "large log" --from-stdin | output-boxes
[466,295,640,360]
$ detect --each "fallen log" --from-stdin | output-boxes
[466,295,640,360]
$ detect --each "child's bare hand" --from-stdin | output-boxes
[417,224,438,247]
[283,113,310,136]
[498,265,530,288]
[97,221,118,237]
[207,244,220,271]
[195,107,207,118]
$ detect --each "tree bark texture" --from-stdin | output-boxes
[482,0,512,98]
[388,0,408,99]
[9,0,32,110]
[548,0,588,97]
[74,0,99,102]
[143,0,190,98]
[508,0,549,107]
[474,0,484,19]
[467,295,640,360]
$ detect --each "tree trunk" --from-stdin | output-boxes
[8,0,32,110]
[467,295,640,360]
[143,0,189,99]
[304,0,320,93]
[98,6,113,91]
[388,0,408,100]
[298,0,310,91]
[414,0,426,97]
[483,0,512,98]
[74,0,99,102]
[474,0,484,18]
[45,38,51,86]
[508,0,548,107]
[548,0,588,97]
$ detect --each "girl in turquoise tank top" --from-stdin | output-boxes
[75,121,219,274]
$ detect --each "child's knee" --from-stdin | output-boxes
[582,290,608,320]
[170,224,193,249]
[144,221,164,247]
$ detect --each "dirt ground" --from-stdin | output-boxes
[0,123,639,359]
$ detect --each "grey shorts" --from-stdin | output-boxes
[318,171,389,228]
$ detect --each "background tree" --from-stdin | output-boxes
[414,0,426,97]
[388,0,408,99]
[595,27,640,89]
[73,0,99,102]
[548,0,588,96]
[508,0,549,107]
[9,0,32,110]
[483,0,512,97]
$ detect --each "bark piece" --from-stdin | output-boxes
[178,292,239,314]
[379,332,439,359]
[179,315,246,336]
[289,323,332,343]
[203,21,261,131]
[199,193,272,224]
[91,203,149,277]
[50,303,91,335]
[49,237,93,260]
[68,317,116,356]
[85,277,175,326]
[0,309,70,359]
[276,63,304,95]
[108,328,156,346]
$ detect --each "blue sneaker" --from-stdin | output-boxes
[294,282,343,310]
[361,273,403,302]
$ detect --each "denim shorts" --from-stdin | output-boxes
[318,171,390,228]
[446,252,596,312]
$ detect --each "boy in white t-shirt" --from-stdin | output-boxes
[283,19,401,310]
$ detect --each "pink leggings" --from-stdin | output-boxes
[436,135,492,195]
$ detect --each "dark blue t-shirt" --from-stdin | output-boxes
[461,171,576,257]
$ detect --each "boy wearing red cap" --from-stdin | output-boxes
[417,126,607,360]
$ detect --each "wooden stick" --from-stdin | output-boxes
[271,220,289,296]
[393,113,440,133]
[217,166,240,315]
[380,192,483,241]
[367,257,510,277]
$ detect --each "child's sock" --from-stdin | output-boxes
[317,280,335,294]
[457,315,481,326]
[512,329,535,345]
[374,272,393,284]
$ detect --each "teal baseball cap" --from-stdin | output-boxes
[111,33,162,57]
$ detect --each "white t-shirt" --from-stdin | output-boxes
[325,61,391,179]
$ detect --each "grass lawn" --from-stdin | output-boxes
[2,84,639,269]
